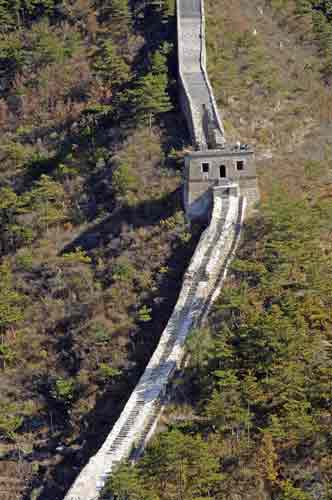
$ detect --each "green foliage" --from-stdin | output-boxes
[111,257,136,282]
[90,322,112,344]
[134,71,172,124]
[15,249,34,271]
[0,186,18,211]
[23,174,66,232]
[0,0,57,31]
[0,140,33,170]
[103,462,147,500]
[99,0,132,42]
[62,247,92,265]
[0,0,178,491]
[185,327,213,371]
[129,46,172,126]
[279,480,311,500]
[294,0,313,17]
[121,184,332,498]
[137,304,152,322]
[28,20,82,67]
[106,430,223,500]
[51,377,77,405]
[0,32,25,79]
[97,363,121,382]
[0,342,17,368]
[0,261,25,333]
[0,186,35,252]
[92,39,130,90]
[112,162,139,199]
[0,404,23,441]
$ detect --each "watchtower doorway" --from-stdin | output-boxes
[219,165,226,178]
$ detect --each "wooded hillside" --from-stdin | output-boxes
[102,1,332,500]
[1,0,332,499]
[0,1,202,498]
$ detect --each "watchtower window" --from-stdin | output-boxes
[219,165,226,178]
[202,162,210,174]
[237,160,245,171]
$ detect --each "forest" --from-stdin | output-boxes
[0,0,331,499]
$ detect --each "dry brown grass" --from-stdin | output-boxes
[206,0,332,199]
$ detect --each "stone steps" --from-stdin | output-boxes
[64,191,244,500]
[179,0,201,17]
[62,0,241,493]
[178,0,225,147]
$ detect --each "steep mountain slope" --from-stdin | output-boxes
[0,1,202,499]
[101,2,332,500]
[1,0,332,499]
[206,0,332,196]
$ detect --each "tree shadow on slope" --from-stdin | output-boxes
[25,196,202,500]
[61,187,183,254]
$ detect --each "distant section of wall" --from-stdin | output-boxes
[177,0,225,149]
[177,1,259,221]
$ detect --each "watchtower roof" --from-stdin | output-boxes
[187,145,254,159]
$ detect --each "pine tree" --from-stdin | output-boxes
[0,0,17,30]
[99,0,132,43]
[24,175,66,233]
[185,327,213,372]
[133,71,172,127]
[255,432,279,487]
[104,462,147,500]
[140,430,222,499]
[0,262,24,335]
[294,0,312,17]
[92,39,130,91]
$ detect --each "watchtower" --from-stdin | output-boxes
[184,144,258,221]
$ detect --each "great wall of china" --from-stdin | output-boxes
[64,1,258,498]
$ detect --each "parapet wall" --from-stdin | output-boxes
[176,5,197,144]
[199,0,225,142]
[177,0,225,148]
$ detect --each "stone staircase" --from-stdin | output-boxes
[62,0,244,498]
[64,188,245,500]
[177,0,225,148]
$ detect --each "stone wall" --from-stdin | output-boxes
[63,188,245,500]
[177,0,259,220]
[177,0,225,148]
[184,147,259,220]
[61,1,256,498]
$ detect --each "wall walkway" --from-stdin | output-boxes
[63,1,245,498]
[64,187,245,500]
[177,0,225,148]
